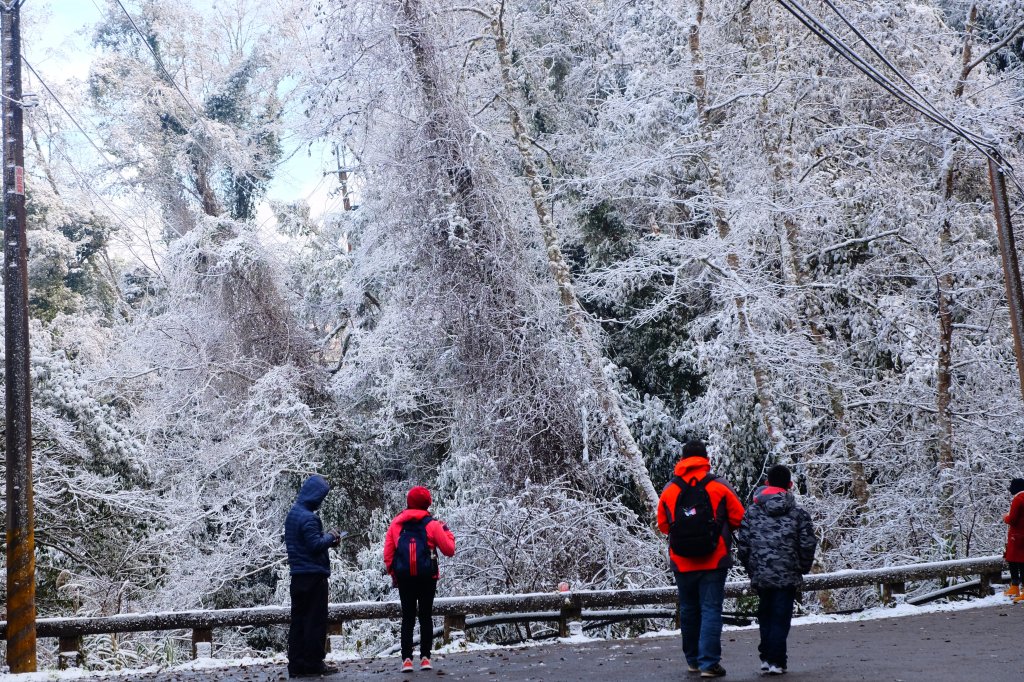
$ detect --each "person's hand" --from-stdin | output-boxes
[327,529,342,546]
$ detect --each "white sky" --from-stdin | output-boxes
[25,0,339,238]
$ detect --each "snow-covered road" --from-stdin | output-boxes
[13,596,1024,681]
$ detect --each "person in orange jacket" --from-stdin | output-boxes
[384,486,456,673]
[1003,477,1024,601]
[657,440,745,679]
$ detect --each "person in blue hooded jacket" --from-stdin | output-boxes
[285,475,341,678]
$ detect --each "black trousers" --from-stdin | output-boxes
[1010,562,1024,585]
[757,586,797,669]
[398,576,438,660]
[288,573,329,674]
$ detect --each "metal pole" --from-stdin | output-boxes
[2,0,37,673]
[988,152,1024,404]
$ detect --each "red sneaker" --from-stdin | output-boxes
[420,657,433,671]
[401,658,414,673]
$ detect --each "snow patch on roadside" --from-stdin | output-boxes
[6,595,1015,679]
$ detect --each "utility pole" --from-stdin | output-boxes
[334,144,352,212]
[2,0,37,673]
[988,152,1024,404]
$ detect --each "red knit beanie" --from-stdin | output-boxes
[407,486,432,510]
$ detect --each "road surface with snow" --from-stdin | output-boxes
[102,598,1023,682]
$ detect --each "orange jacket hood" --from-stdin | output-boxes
[673,456,711,483]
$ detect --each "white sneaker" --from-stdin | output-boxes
[766,664,786,675]
[760,661,770,672]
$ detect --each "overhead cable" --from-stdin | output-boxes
[774,0,1024,198]
[112,0,203,120]
[110,0,220,168]
[44,138,164,278]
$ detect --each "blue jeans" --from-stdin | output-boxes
[674,568,727,671]
[756,586,796,669]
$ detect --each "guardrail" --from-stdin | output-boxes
[0,555,1006,668]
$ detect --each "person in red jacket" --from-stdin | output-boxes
[1003,477,1024,601]
[384,486,456,673]
[657,440,745,679]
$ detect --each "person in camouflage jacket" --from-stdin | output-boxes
[736,464,817,675]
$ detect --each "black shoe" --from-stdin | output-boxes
[289,664,339,678]
[701,663,727,678]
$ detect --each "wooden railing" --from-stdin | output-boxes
[0,555,1006,668]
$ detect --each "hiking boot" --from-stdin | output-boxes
[1004,584,1020,597]
[765,664,786,675]
[315,663,339,676]
[701,663,727,678]
[420,657,433,671]
[401,658,414,673]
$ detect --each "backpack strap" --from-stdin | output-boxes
[663,474,717,525]
[662,476,684,524]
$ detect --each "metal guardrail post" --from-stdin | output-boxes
[879,581,905,605]
[443,614,467,644]
[57,636,82,669]
[978,571,999,598]
[191,628,213,659]
[327,621,344,653]
[558,595,582,638]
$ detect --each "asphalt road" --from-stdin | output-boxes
[125,602,1023,682]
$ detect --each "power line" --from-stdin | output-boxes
[99,0,319,204]
[109,0,223,170]
[818,0,994,148]
[44,136,164,277]
[22,57,112,163]
[111,0,202,121]
[21,56,171,253]
[774,0,1024,199]
[21,57,165,265]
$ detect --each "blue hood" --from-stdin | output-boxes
[297,475,330,511]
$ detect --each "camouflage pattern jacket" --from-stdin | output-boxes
[736,486,817,590]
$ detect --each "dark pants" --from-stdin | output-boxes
[756,586,797,669]
[1010,562,1024,585]
[288,573,329,674]
[674,569,727,671]
[398,576,438,661]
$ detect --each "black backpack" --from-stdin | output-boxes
[665,474,722,558]
[392,515,438,579]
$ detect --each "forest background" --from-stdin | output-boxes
[2,0,1023,667]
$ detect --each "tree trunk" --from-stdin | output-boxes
[935,3,978,547]
[745,7,869,510]
[490,6,659,515]
[689,0,789,457]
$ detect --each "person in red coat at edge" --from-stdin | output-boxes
[1003,477,1024,602]
[657,440,745,679]
[384,486,456,673]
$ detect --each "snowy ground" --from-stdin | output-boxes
[1,592,1018,680]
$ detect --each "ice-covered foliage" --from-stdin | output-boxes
[4,0,1024,668]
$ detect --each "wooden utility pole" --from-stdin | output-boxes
[988,152,1024,403]
[2,0,37,673]
[334,144,352,212]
